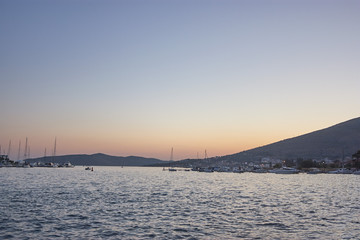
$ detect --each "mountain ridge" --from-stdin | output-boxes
[26,153,165,166]
[174,117,360,167]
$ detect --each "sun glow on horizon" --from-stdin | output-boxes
[1,115,357,161]
[1,1,359,160]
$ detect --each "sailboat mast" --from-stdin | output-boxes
[168,147,174,169]
[17,140,21,161]
[53,137,57,162]
[24,137,28,160]
[7,140,11,159]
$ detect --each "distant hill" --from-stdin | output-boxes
[26,153,165,166]
[26,117,360,167]
[231,117,360,159]
[174,117,360,167]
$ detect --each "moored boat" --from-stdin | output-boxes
[64,162,74,168]
[270,167,299,174]
[328,168,352,174]
[307,168,322,174]
[198,167,214,173]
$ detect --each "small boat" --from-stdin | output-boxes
[270,167,299,174]
[85,167,91,170]
[23,164,31,168]
[328,168,352,174]
[253,169,268,173]
[232,167,244,173]
[64,162,74,168]
[353,170,360,175]
[307,168,322,174]
[168,168,177,172]
[199,167,214,173]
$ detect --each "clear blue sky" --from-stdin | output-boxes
[1,0,359,160]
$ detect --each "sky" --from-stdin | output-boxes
[1,0,359,160]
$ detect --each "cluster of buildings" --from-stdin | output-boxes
[182,149,360,173]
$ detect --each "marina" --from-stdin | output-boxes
[2,154,360,175]
[0,155,75,168]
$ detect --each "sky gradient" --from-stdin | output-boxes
[1,0,359,160]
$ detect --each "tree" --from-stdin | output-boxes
[300,159,315,169]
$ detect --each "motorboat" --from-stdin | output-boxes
[253,168,268,173]
[270,167,299,174]
[64,162,74,168]
[328,168,352,174]
[232,167,244,173]
[198,167,214,173]
[307,168,322,174]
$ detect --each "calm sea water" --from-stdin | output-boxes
[0,167,359,239]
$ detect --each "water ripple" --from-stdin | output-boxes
[1,168,360,239]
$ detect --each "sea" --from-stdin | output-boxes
[0,167,359,240]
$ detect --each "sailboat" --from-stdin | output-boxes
[168,147,177,171]
[201,149,213,172]
[328,149,352,174]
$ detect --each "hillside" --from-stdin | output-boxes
[26,117,360,167]
[174,117,360,167]
[26,153,165,166]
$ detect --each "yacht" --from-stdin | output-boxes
[64,162,74,168]
[270,167,299,174]
[328,168,352,174]
[199,167,214,173]
[307,168,322,174]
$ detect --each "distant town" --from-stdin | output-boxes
[1,149,360,175]
[165,149,360,174]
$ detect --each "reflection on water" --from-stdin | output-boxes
[0,167,359,239]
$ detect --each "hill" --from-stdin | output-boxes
[26,153,165,166]
[174,117,360,167]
